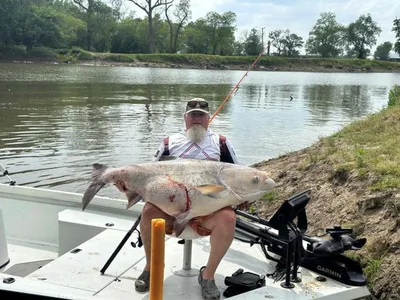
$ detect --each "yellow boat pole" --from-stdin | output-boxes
[149,218,166,300]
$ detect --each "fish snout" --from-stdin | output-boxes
[264,177,276,190]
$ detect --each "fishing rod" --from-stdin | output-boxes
[0,163,16,186]
[100,214,142,274]
[209,51,265,124]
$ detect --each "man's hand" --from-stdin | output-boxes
[236,202,251,211]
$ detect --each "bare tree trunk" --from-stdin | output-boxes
[129,0,175,54]
[148,9,154,53]
[164,4,174,53]
[72,0,94,51]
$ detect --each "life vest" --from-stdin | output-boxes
[160,131,237,164]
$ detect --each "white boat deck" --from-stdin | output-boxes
[2,216,371,300]
[0,184,371,299]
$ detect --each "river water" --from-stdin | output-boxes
[0,62,399,197]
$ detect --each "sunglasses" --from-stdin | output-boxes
[187,101,209,109]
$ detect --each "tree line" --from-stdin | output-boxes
[1,0,400,60]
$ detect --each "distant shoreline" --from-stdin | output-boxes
[3,58,400,74]
[75,60,400,73]
[1,46,400,73]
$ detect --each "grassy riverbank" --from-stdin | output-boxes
[1,45,400,73]
[253,85,400,299]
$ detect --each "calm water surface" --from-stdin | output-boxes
[1,62,399,198]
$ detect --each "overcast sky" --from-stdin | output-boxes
[127,0,400,54]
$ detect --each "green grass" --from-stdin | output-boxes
[261,190,279,203]
[388,84,400,107]
[0,45,58,60]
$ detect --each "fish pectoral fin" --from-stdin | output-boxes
[195,184,229,198]
[126,193,142,209]
[173,210,191,237]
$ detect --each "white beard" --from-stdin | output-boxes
[186,125,207,143]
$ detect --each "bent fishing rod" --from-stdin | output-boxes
[100,51,265,274]
[209,51,265,124]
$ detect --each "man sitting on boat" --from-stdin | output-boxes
[135,98,244,300]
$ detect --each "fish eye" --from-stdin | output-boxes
[252,176,259,184]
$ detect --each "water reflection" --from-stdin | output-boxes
[1,63,399,197]
[303,84,384,125]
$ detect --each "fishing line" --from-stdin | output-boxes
[209,51,265,124]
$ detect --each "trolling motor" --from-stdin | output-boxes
[299,225,367,285]
[233,190,368,293]
[305,226,366,257]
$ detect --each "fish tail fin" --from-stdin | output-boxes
[82,163,108,211]
[92,163,108,181]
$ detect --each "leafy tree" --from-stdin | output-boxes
[205,11,236,55]
[393,18,400,55]
[17,4,64,51]
[0,0,25,45]
[182,19,210,53]
[58,14,86,49]
[164,0,191,53]
[219,34,235,56]
[111,17,148,53]
[127,0,174,53]
[346,14,381,59]
[281,30,303,56]
[232,40,244,56]
[268,29,284,55]
[181,12,235,55]
[152,14,170,52]
[374,42,392,60]
[305,12,345,57]
[243,28,263,55]
[72,0,97,50]
[72,0,119,51]
[90,2,118,51]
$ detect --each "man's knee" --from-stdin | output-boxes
[214,207,236,227]
[141,202,174,227]
[142,202,163,218]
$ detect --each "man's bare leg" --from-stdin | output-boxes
[140,202,175,271]
[200,207,236,279]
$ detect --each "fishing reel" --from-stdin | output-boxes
[130,228,143,248]
[309,226,366,257]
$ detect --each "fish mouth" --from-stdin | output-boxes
[264,178,276,190]
[236,180,276,203]
[237,178,276,203]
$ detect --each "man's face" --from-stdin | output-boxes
[184,111,210,130]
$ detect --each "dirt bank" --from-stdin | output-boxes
[252,141,399,300]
